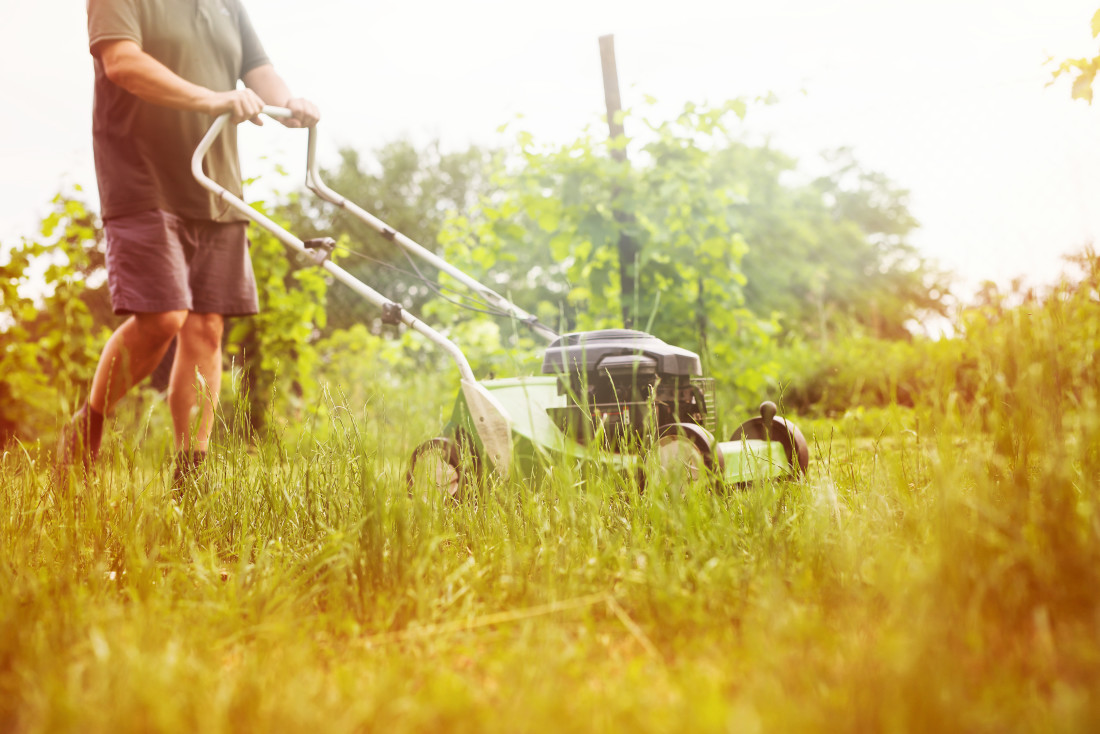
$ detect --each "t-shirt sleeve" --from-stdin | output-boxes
[236,2,271,77]
[87,0,142,56]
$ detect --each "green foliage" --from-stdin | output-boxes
[779,247,1100,417]
[205,98,944,419]
[440,100,773,388]
[0,190,353,446]
[0,192,113,445]
[435,99,943,407]
[1,92,947,450]
[1049,8,1100,103]
[737,147,948,342]
[225,202,333,436]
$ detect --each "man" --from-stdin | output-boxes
[62,0,320,483]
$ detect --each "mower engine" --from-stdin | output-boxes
[541,329,716,449]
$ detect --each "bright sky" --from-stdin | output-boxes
[1,0,1098,297]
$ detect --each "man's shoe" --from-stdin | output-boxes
[57,403,103,472]
[171,450,208,499]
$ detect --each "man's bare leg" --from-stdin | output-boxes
[89,311,190,414]
[59,310,188,468]
[168,312,224,453]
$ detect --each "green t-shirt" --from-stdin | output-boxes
[88,0,270,222]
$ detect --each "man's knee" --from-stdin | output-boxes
[134,310,189,343]
[181,313,224,352]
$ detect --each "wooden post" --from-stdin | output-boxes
[599,35,627,163]
[598,34,638,329]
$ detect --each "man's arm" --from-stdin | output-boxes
[97,39,266,124]
[242,63,321,128]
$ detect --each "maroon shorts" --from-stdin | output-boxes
[104,209,259,316]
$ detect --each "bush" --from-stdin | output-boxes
[0,193,113,446]
[776,248,1100,419]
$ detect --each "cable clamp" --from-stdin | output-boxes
[381,302,403,325]
[303,237,336,266]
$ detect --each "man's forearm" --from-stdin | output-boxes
[100,40,217,113]
[96,39,317,128]
[242,64,291,106]
[97,39,265,123]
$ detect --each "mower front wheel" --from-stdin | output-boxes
[648,423,721,495]
[407,437,465,502]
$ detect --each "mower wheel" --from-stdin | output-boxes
[407,437,464,502]
[729,401,810,477]
[649,423,720,494]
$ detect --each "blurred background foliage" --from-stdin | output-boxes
[0,97,1094,447]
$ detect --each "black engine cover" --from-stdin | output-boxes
[541,329,701,379]
[541,329,707,447]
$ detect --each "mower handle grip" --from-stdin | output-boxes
[193,106,321,211]
[191,106,302,178]
[259,105,293,120]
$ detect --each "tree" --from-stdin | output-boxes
[278,140,498,333]
[434,100,946,396]
[439,100,769,376]
[736,146,949,342]
[1050,9,1100,103]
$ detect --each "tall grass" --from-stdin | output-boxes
[2,280,1099,732]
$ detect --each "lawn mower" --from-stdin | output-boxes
[192,108,810,497]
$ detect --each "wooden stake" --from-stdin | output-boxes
[599,35,627,163]
[598,34,638,329]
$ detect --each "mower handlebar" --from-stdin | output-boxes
[190,108,481,384]
[192,107,557,345]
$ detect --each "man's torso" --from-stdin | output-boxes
[89,0,269,222]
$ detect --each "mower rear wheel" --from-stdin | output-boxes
[407,438,464,502]
[729,401,810,477]
[649,423,719,495]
